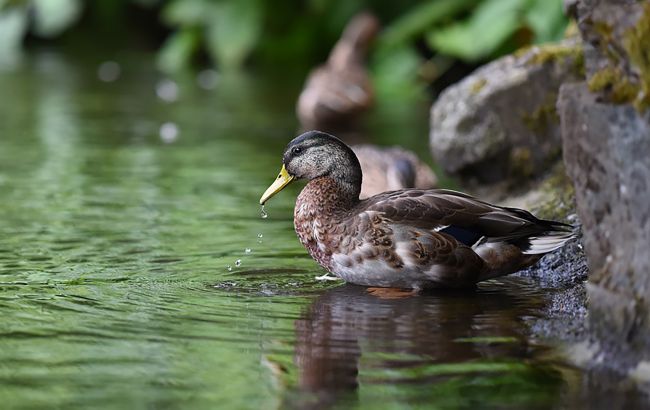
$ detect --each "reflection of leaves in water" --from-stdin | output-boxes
[358,362,564,408]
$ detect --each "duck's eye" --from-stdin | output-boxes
[292,147,302,155]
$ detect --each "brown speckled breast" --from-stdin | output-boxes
[294,177,355,271]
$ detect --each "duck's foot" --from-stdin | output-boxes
[366,287,419,299]
[314,273,342,282]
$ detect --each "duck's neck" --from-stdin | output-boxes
[328,14,378,71]
[295,177,360,218]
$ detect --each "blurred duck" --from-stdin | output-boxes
[297,12,380,128]
[351,144,437,198]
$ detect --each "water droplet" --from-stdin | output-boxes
[226,265,232,272]
[159,122,179,143]
[156,79,179,102]
[245,248,252,254]
[97,61,121,82]
[260,205,268,219]
[257,233,263,243]
[235,259,241,267]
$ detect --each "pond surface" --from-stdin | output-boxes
[0,52,633,409]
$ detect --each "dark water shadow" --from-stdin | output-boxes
[284,281,567,409]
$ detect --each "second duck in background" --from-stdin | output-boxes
[297,12,380,129]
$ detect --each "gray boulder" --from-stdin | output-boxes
[559,0,650,370]
[560,83,650,357]
[430,40,583,182]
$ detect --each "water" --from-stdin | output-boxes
[0,52,637,409]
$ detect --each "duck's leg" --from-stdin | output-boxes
[314,272,342,281]
[366,287,419,299]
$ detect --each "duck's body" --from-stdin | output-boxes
[351,144,438,198]
[261,131,574,289]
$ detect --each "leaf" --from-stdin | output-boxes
[428,0,529,61]
[371,44,424,98]
[526,0,567,43]
[205,0,262,69]
[162,0,212,26]
[380,0,480,49]
[0,5,28,66]
[32,0,83,37]
[157,28,201,73]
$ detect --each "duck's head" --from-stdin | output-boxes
[260,130,362,205]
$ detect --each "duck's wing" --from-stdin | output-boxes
[360,189,572,252]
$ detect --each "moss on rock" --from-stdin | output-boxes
[519,42,585,77]
[532,164,576,222]
[622,2,650,111]
[469,78,488,95]
[585,3,650,111]
[522,92,560,134]
[587,66,639,103]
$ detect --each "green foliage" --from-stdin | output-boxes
[370,0,567,98]
[157,27,201,73]
[0,5,28,61]
[32,0,82,36]
[0,0,568,74]
[0,0,83,67]
[426,0,567,62]
[205,0,263,69]
[379,0,480,49]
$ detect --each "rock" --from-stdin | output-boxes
[558,0,650,370]
[564,0,579,18]
[577,0,650,111]
[430,39,583,183]
[559,82,650,362]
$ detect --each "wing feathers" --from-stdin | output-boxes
[361,189,574,254]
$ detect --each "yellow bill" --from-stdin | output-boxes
[260,164,295,205]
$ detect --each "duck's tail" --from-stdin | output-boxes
[519,221,576,255]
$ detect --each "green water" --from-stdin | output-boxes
[0,52,590,409]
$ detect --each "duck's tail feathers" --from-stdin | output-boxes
[521,229,576,255]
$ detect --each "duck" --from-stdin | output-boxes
[351,144,438,199]
[260,131,575,289]
[296,12,380,129]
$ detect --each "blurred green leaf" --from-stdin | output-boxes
[205,0,262,69]
[157,28,201,73]
[0,5,27,66]
[526,0,567,43]
[32,0,83,37]
[162,0,212,26]
[380,0,480,49]
[371,44,424,99]
[428,0,529,61]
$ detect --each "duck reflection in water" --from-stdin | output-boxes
[286,281,562,409]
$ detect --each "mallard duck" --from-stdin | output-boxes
[260,131,574,289]
[297,12,380,128]
[351,144,438,199]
